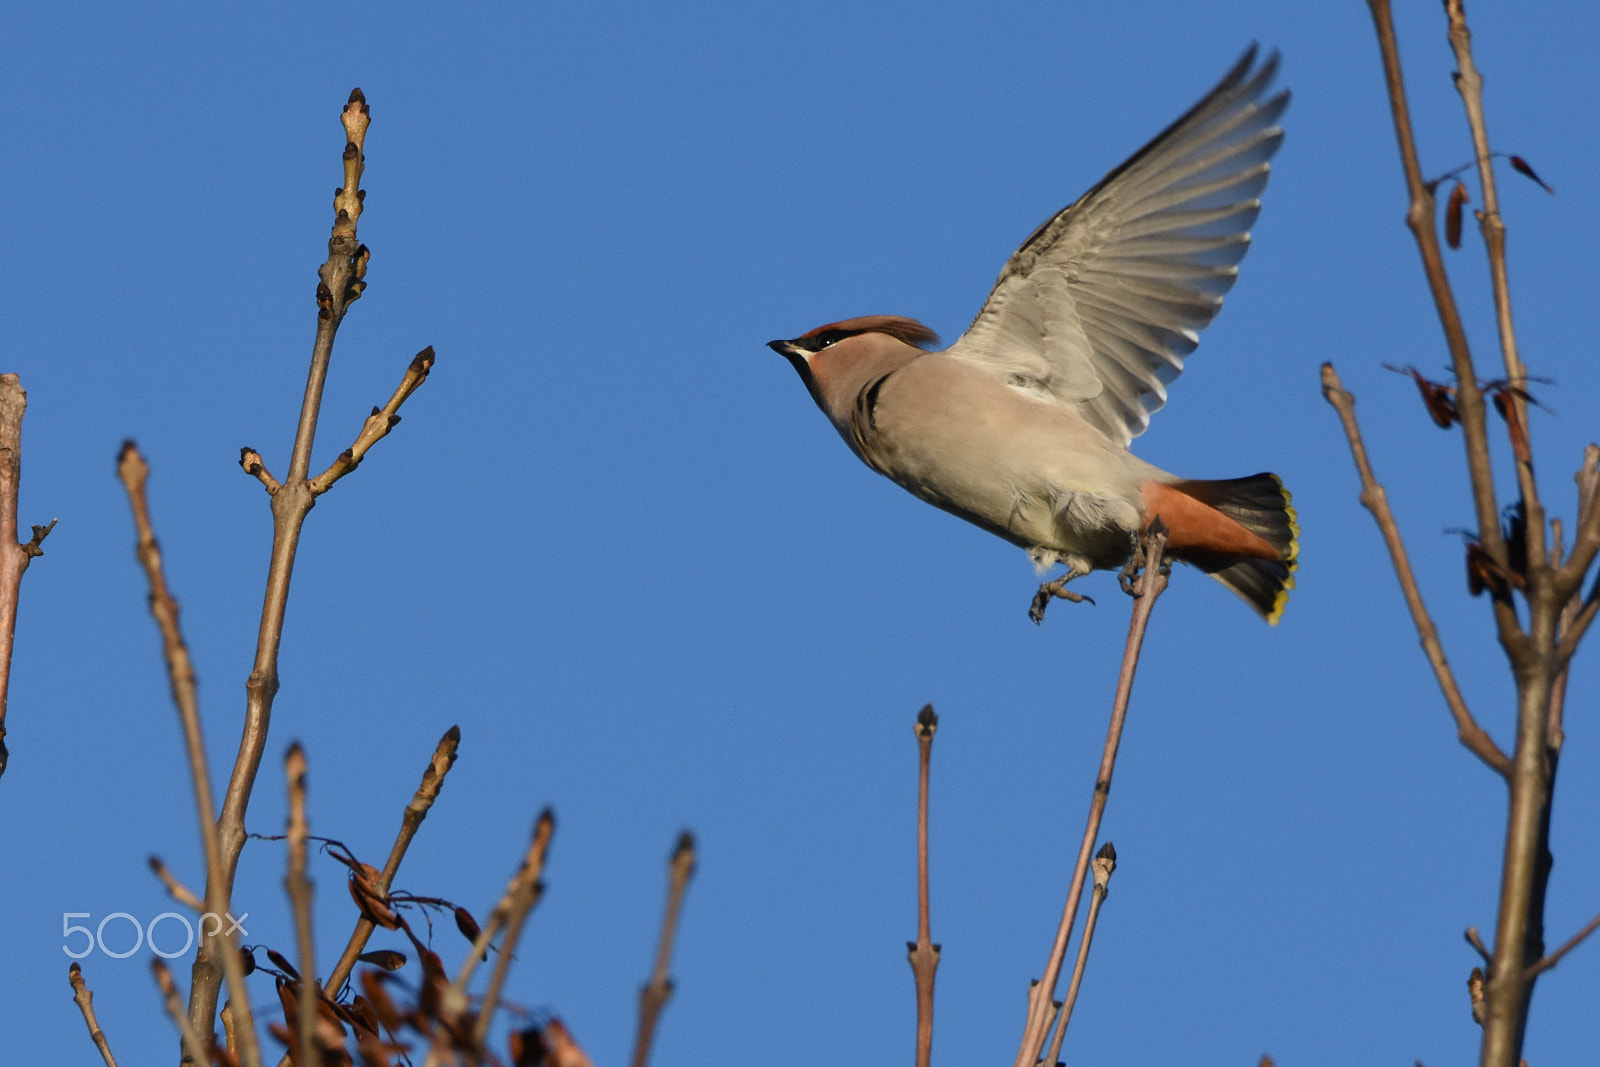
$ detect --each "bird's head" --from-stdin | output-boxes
[768,315,939,422]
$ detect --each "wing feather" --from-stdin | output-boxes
[945,47,1288,444]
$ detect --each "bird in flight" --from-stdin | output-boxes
[770,48,1297,624]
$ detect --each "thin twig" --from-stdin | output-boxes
[630,831,698,1067]
[154,959,214,1067]
[1049,841,1117,1064]
[1438,11,1565,1067]
[1363,0,1511,599]
[421,810,556,1067]
[1040,1001,1067,1067]
[69,962,120,1067]
[308,347,436,496]
[1320,365,1512,776]
[1548,450,1598,751]
[906,705,939,1067]
[192,88,375,1039]
[1465,925,1493,966]
[285,743,319,1067]
[196,87,435,1037]
[468,811,556,1051]
[1525,907,1600,979]
[117,443,263,1067]
[1444,0,1544,575]
[149,855,206,912]
[238,449,281,495]
[323,724,461,998]
[1013,527,1168,1067]
[0,374,54,781]
[1556,445,1600,669]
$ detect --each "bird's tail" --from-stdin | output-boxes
[1154,473,1298,624]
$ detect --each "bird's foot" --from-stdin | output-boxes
[1118,553,1142,598]
[1029,576,1096,625]
[1120,521,1172,598]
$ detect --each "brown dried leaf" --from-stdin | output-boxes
[1490,389,1532,464]
[357,950,407,972]
[1445,182,1469,248]
[269,1023,298,1064]
[543,1019,596,1067]
[417,949,447,1020]
[1385,364,1458,428]
[354,1025,400,1067]
[347,868,400,930]
[454,906,487,960]
[1508,155,1554,193]
[1465,542,1522,598]
[510,1027,546,1067]
[346,996,381,1037]
[267,949,301,982]
[359,971,404,1034]
[1502,502,1528,581]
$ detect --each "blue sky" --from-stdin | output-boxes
[3,2,1598,1064]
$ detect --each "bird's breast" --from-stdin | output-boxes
[854,357,1148,560]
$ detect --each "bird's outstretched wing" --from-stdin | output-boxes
[944,47,1288,446]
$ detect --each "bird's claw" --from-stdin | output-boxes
[1029,578,1096,625]
[1118,555,1142,598]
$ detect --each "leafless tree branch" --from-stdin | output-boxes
[905,705,939,1067]
[284,743,319,1067]
[69,962,120,1067]
[1357,5,1584,1064]
[0,373,54,781]
[1320,365,1511,775]
[190,87,435,1040]
[1525,907,1600,980]
[322,724,461,1000]
[1043,842,1117,1066]
[630,830,697,1067]
[1363,0,1516,634]
[1014,527,1168,1066]
[154,959,214,1067]
[117,443,263,1067]
[148,855,205,912]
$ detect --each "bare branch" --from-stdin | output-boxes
[238,448,281,495]
[1014,527,1168,1066]
[467,809,556,1052]
[0,374,54,781]
[1047,842,1117,1066]
[148,855,205,912]
[1444,0,1546,575]
[69,962,120,1067]
[116,443,263,1067]
[1320,365,1512,776]
[421,810,556,1067]
[1525,907,1600,979]
[323,724,461,999]
[1363,0,1519,637]
[197,88,431,1037]
[307,347,435,496]
[905,705,939,1067]
[284,743,320,1067]
[630,831,698,1067]
[1557,445,1600,665]
[153,959,214,1067]
[1466,925,1493,966]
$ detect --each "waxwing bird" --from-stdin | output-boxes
[770,48,1297,623]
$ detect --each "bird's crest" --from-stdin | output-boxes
[800,315,940,350]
